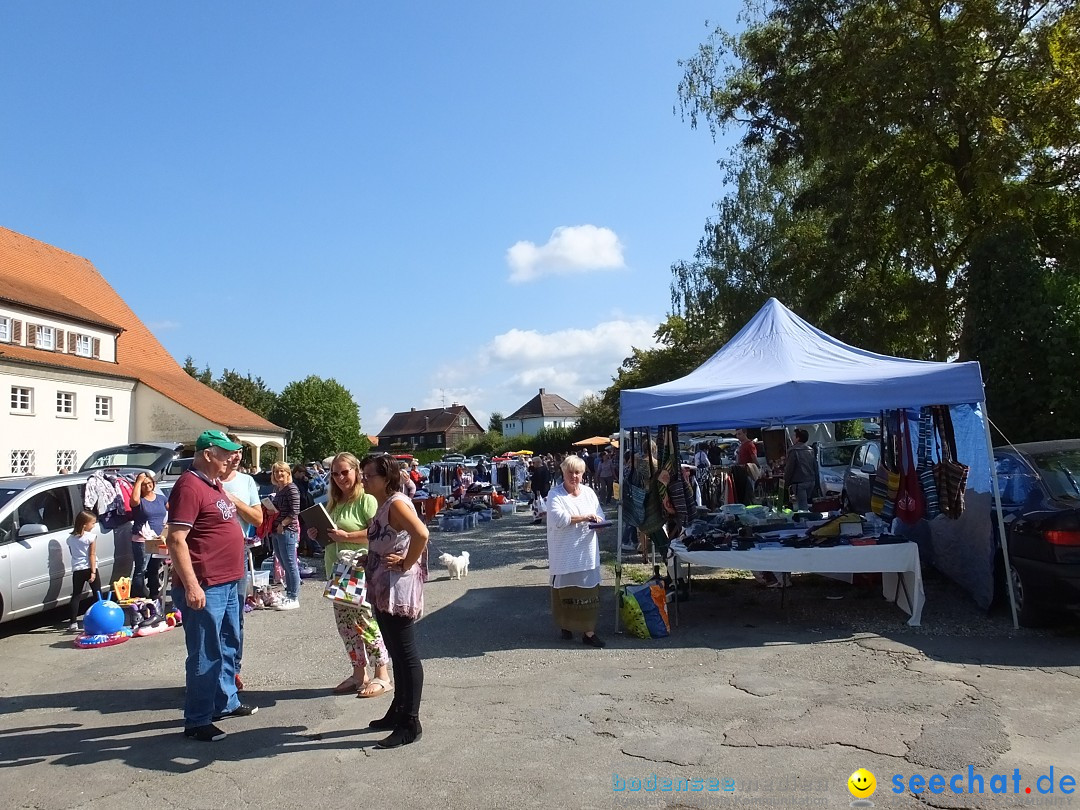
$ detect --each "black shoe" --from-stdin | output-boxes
[582,633,606,648]
[368,702,402,730]
[560,629,573,640]
[375,716,422,749]
[213,704,258,721]
[184,723,227,742]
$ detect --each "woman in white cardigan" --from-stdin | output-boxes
[546,455,606,647]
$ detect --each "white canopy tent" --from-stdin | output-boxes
[618,298,1017,626]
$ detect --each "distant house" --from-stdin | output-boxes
[0,226,288,474]
[377,404,484,452]
[502,388,580,438]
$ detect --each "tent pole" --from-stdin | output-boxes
[615,426,625,631]
[980,401,1018,629]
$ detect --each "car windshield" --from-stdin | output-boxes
[820,445,858,467]
[1031,450,1080,500]
[0,487,24,510]
[83,448,171,469]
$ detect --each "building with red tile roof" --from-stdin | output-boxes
[0,226,287,474]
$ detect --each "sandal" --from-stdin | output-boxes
[332,676,363,695]
[356,676,393,698]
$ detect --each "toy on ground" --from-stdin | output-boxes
[165,610,183,627]
[112,576,132,601]
[83,593,125,636]
[75,627,133,648]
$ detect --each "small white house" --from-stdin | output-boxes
[0,226,287,474]
[502,388,580,438]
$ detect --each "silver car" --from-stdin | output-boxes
[0,475,134,624]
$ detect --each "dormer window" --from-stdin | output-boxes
[75,334,92,357]
[0,317,9,342]
[36,325,55,350]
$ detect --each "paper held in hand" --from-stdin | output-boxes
[300,503,338,544]
[261,496,279,514]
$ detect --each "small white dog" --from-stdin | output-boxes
[438,550,470,580]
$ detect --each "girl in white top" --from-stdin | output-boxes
[67,510,102,631]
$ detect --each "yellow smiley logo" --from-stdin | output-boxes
[847,768,877,798]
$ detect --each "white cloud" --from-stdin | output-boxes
[506,224,625,283]
[432,318,659,416]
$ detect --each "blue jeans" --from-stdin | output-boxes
[173,580,242,727]
[131,541,147,597]
[273,529,301,600]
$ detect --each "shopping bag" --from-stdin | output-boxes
[322,560,366,605]
[932,405,969,519]
[619,582,670,639]
[871,412,899,519]
[893,411,925,525]
[917,408,940,519]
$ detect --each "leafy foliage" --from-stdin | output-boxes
[269,376,368,463]
[487,411,504,434]
[215,369,277,419]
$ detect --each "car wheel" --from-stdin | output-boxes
[841,491,852,514]
[1009,565,1048,627]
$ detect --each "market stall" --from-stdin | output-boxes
[618,298,1017,627]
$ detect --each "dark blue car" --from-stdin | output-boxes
[994,440,1080,625]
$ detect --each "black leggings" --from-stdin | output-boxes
[70,569,102,622]
[374,608,424,718]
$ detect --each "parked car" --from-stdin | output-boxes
[80,442,190,482]
[840,439,880,514]
[0,474,134,624]
[993,440,1080,626]
[816,440,864,497]
[441,453,467,464]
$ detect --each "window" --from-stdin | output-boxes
[10,386,32,413]
[11,450,35,476]
[95,395,113,419]
[75,334,93,357]
[56,391,75,416]
[460,416,468,427]
[0,316,9,342]
[36,325,55,350]
[15,487,73,533]
[56,450,77,474]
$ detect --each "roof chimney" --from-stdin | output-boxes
[539,388,546,395]
[451,402,460,407]
[410,407,416,412]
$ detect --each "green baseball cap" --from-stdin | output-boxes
[195,429,243,452]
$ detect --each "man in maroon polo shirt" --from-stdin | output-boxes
[167,430,258,742]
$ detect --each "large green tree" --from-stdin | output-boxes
[215,369,278,420]
[678,0,1080,358]
[270,376,367,463]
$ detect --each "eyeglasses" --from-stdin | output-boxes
[361,472,382,481]
[332,469,352,478]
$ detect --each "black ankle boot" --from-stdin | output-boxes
[368,701,402,730]
[375,715,422,749]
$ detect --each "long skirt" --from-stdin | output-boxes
[550,585,600,632]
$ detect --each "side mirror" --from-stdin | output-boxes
[18,523,49,538]
[861,464,877,474]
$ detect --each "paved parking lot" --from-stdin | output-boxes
[2,512,1078,809]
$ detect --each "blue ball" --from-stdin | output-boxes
[84,596,125,636]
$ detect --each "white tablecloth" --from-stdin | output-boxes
[669,540,925,626]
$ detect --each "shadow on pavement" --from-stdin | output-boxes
[0,687,386,773]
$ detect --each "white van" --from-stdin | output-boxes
[0,475,134,624]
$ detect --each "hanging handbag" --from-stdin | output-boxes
[323,555,366,606]
[871,411,900,519]
[893,411,926,525]
[660,426,692,525]
[932,405,969,518]
[917,407,940,519]
[622,432,647,527]
[638,429,667,535]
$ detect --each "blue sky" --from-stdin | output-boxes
[0,2,740,435]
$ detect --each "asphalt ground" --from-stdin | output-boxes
[1,510,1078,810]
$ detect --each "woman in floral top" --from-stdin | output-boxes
[361,453,430,748]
